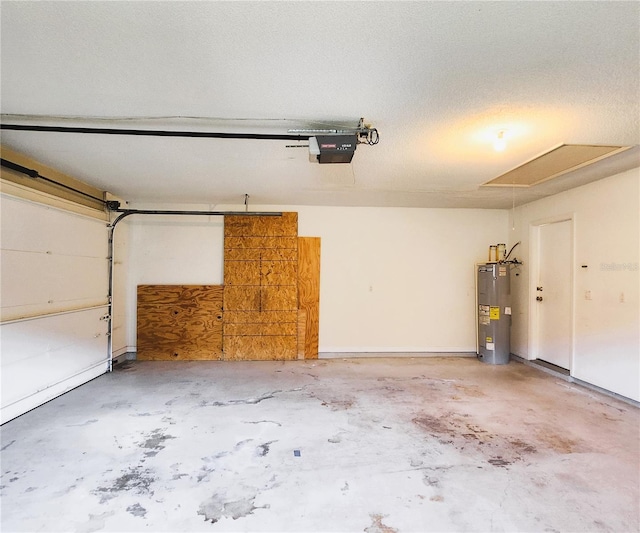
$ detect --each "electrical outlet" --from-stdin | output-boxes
[585,290,592,300]
[620,292,625,303]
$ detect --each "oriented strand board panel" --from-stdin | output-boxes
[224,236,298,250]
[223,286,297,312]
[224,248,298,261]
[261,286,298,310]
[223,322,297,336]
[223,287,261,311]
[225,212,298,237]
[259,249,298,261]
[224,260,297,286]
[298,237,321,359]
[223,310,298,324]
[223,335,297,361]
[137,285,223,360]
[261,260,298,286]
[224,261,261,286]
[223,213,298,360]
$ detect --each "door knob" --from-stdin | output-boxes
[536,296,543,301]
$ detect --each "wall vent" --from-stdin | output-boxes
[483,144,630,187]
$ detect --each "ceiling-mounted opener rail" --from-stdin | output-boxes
[0,123,311,141]
[1,158,106,204]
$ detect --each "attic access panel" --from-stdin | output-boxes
[483,144,630,187]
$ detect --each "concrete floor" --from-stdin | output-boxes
[1,357,638,533]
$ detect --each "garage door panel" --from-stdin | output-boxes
[0,196,108,257]
[1,307,109,410]
[1,192,109,424]
[1,252,108,320]
[48,255,108,302]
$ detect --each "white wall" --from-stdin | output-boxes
[121,205,224,349]
[296,206,508,352]
[510,168,639,401]
[121,204,508,353]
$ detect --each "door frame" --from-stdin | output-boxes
[528,214,576,373]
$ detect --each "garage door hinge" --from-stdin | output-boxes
[100,314,111,321]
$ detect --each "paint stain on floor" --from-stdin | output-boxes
[364,513,398,533]
[256,441,277,457]
[76,511,115,533]
[126,503,147,518]
[93,466,156,503]
[140,428,175,457]
[197,492,269,523]
[114,361,136,372]
[412,411,547,466]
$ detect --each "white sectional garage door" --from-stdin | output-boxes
[1,193,110,424]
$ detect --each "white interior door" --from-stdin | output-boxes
[536,219,572,369]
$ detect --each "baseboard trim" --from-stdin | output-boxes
[510,354,639,407]
[112,351,137,366]
[111,346,130,359]
[319,351,477,359]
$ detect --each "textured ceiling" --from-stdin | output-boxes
[1,1,639,209]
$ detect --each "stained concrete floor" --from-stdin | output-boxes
[1,357,638,533]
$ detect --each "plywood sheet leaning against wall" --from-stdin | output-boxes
[298,237,321,359]
[297,309,307,360]
[137,285,223,360]
[223,213,298,360]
